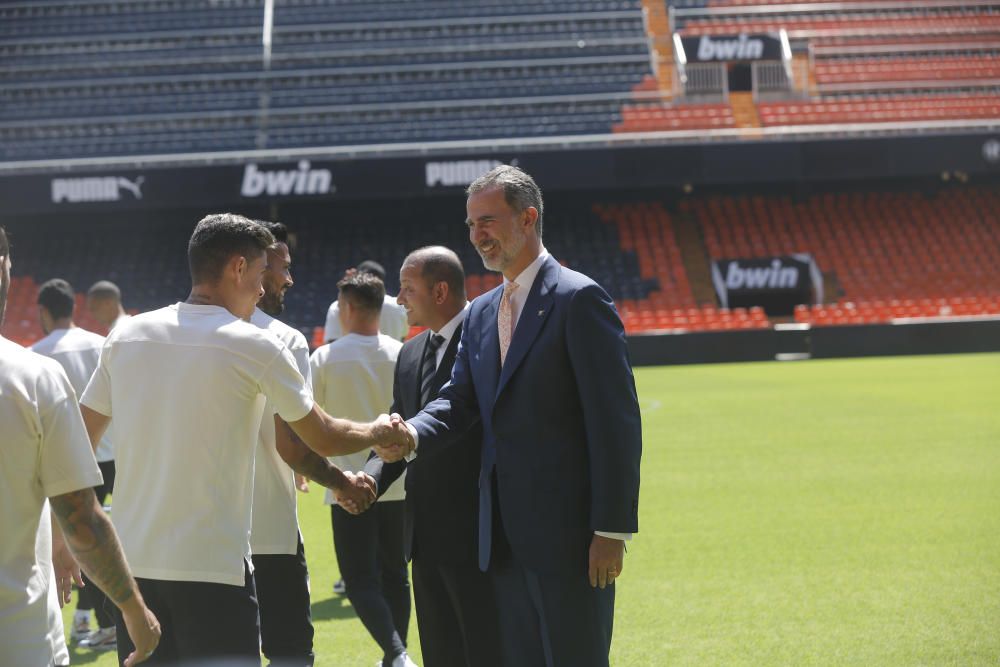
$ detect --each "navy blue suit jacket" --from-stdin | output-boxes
[409,255,642,575]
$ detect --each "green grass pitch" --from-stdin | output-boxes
[63,353,1000,666]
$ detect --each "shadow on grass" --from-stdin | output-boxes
[68,645,112,664]
[310,595,358,622]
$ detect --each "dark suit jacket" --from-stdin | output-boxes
[365,324,483,566]
[410,256,642,575]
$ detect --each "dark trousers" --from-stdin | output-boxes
[488,473,615,667]
[252,537,314,666]
[411,556,502,667]
[490,556,615,667]
[330,502,409,665]
[115,561,260,667]
[78,460,116,629]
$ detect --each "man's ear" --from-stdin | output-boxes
[433,281,450,305]
[522,206,539,232]
[230,255,248,282]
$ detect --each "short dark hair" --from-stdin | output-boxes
[404,246,466,301]
[256,220,289,246]
[38,278,76,319]
[188,213,275,284]
[0,226,8,258]
[87,280,121,302]
[337,272,384,315]
[356,260,386,282]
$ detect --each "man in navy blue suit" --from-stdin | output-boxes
[376,166,642,667]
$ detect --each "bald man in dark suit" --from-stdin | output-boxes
[366,246,501,667]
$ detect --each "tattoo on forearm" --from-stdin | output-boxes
[50,489,137,606]
[279,421,345,489]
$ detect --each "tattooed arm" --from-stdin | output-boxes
[50,489,161,666]
[274,415,376,514]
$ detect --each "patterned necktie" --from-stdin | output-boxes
[419,333,446,407]
[498,281,519,366]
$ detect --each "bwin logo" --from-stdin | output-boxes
[697,34,764,61]
[725,260,798,289]
[241,161,334,197]
[51,176,144,203]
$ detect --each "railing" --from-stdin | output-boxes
[752,59,810,101]
[677,62,729,101]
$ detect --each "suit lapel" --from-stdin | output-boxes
[480,287,503,397]
[496,256,558,398]
[433,322,462,392]
[404,331,428,414]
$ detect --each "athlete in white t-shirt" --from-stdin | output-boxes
[323,260,409,343]
[311,271,416,667]
[86,279,131,333]
[31,277,119,649]
[78,214,410,665]
[248,220,321,665]
[0,227,160,667]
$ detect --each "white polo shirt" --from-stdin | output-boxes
[31,326,114,462]
[249,308,312,556]
[0,336,104,667]
[80,303,314,586]
[310,332,405,504]
[323,295,409,342]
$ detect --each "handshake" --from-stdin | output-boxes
[371,413,416,463]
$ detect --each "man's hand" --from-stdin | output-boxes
[294,473,309,493]
[51,519,83,607]
[334,471,377,514]
[588,534,625,589]
[372,413,415,463]
[119,599,161,666]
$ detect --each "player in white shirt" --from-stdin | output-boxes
[248,220,319,666]
[323,259,409,343]
[78,213,408,666]
[0,226,161,667]
[311,272,416,667]
[31,278,119,650]
[86,280,132,332]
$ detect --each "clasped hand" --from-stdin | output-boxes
[372,413,415,463]
[334,471,377,514]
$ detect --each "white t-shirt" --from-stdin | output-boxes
[110,312,132,332]
[249,309,312,556]
[31,327,114,462]
[80,303,314,586]
[323,295,409,343]
[0,336,104,667]
[310,333,405,504]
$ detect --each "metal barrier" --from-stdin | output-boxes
[677,62,728,101]
[752,59,809,102]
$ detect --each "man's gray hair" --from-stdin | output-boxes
[466,165,544,238]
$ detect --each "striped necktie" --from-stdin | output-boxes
[419,333,446,407]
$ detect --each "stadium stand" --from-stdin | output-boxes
[0,0,667,161]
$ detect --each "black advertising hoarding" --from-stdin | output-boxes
[711,254,823,316]
[1,133,998,217]
[679,33,784,63]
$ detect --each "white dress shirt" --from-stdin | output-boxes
[430,303,470,370]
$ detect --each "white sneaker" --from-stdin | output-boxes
[70,613,91,643]
[79,626,117,651]
[391,653,418,667]
[332,578,346,595]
